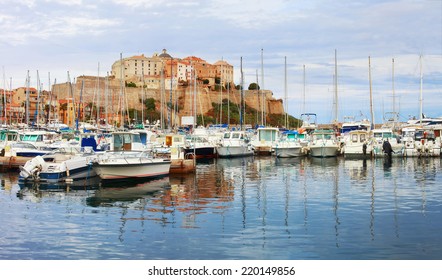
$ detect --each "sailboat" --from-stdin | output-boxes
[308,51,340,158]
[272,57,304,158]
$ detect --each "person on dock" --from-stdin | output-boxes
[382,139,393,158]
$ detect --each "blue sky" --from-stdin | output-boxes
[0,0,441,124]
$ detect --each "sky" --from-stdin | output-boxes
[0,0,441,124]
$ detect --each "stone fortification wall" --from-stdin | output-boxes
[52,76,284,124]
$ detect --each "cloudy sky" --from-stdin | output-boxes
[0,0,441,124]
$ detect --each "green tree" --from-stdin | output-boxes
[144,98,156,111]
[248,83,260,90]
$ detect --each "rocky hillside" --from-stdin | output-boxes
[52,75,285,126]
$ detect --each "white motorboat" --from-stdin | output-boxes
[272,130,304,158]
[402,126,440,157]
[371,128,404,157]
[342,130,373,159]
[308,129,340,157]
[251,127,279,155]
[19,148,97,184]
[92,150,171,180]
[216,130,253,158]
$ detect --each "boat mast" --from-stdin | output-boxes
[333,49,338,124]
[256,69,259,125]
[2,67,6,126]
[240,56,244,131]
[169,57,173,130]
[284,56,288,128]
[160,63,164,130]
[96,62,100,127]
[105,72,109,129]
[419,54,423,125]
[119,53,124,129]
[302,65,306,117]
[219,58,223,124]
[261,48,265,126]
[392,58,396,114]
[141,68,145,126]
[46,72,51,125]
[368,56,375,129]
[25,70,30,127]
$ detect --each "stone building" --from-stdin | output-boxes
[111,49,234,89]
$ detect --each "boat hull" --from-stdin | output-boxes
[183,147,217,159]
[309,146,339,157]
[343,144,373,159]
[93,159,171,180]
[216,146,253,158]
[273,146,303,158]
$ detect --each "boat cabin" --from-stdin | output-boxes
[111,131,144,151]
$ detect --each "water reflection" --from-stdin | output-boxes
[1,156,442,259]
[87,177,170,207]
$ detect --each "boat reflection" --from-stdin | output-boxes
[86,176,170,207]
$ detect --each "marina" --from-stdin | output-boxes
[1,155,442,260]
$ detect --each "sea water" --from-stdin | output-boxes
[1,156,442,260]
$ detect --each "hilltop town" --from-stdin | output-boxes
[1,49,290,129]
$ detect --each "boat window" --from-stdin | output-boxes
[360,134,366,142]
[351,134,358,143]
[21,135,39,141]
[114,134,123,150]
[123,134,132,144]
[132,134,142,143]
[373,132,382,138]
[232,133,240,139]
[383,132,393,138]
[223,132,230,139]
[259,130,276,141]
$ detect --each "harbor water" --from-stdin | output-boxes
[1,156,442,260]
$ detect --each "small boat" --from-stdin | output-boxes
[371,128,404,157]
[92,150,171,180]
[272,130,304,158]
[2,142,51,157]
[402,126,440,157]
[251,127,279,155]
[308,129,340,157]
[18,148,97,184]
[216,130,253,158]
[91,131,171,180]
[183,135,217,159]
[342,130,373,159]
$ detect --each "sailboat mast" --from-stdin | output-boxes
[2,67,6,126]
[333,49,338,124]
[26,70,30,126]
[119,53,124,129]
[284,56,288,128]
[219,59,223,124]
[261,48,265,126]
[302,65,306,117]
[392,58,396,114]
[369,56,375,129]
[141,68,145,126]
[256,69,259,125]
[240,56,244,131]
[36,70,41,126]
[96,62,100,126]
[105,72,109,129]
[47,72,51,125]
[169,57,173,130]
[419,55,423,125]
[160,63,164,130]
